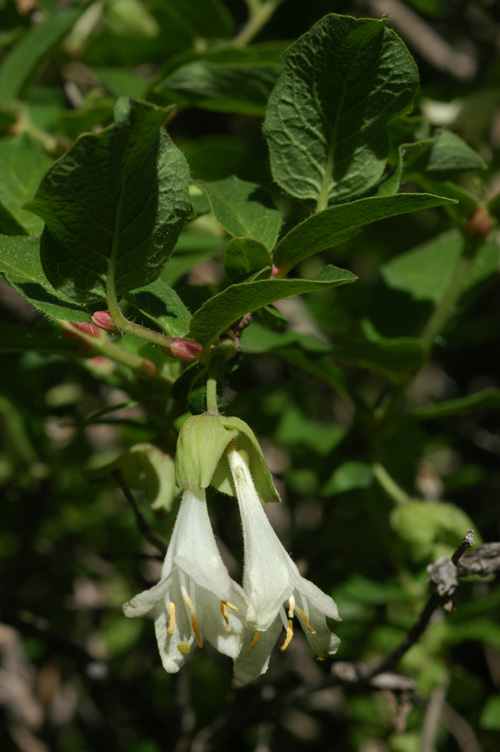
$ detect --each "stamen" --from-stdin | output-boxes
[225,601,239,612]
[182,590,203,647]
[168,602,176,636]
[248,630,262,653]
[182,590,196,614]
[220,601,232,632]
[191,614,203,647]
[288,596,296,619]
[280,619,294,651]
[299,608,316,634]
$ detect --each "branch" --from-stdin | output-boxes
[112,469,167,556]
[364,529,476,681]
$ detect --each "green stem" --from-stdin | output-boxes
[372,463,410,506]
[206,361,219,414]
[420,236,480,350]
[58,321,172,382]
[105,260,178,350]
[231,0,283,47]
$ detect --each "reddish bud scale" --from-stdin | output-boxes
[65,322,100,338]
[466,206,494,239]
[165,338,202,362]
[92,311,116,331]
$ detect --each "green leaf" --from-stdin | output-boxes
[25,98,193,304]
[197,176,281,250]
[390,500,476,556]
[163,0,234,40]
[239,321,332,354]
[480,696,500,730]
[189,265,357,345]
[171,362,209,414]
[273,193,454,272]
[239,322,353,400]
[0,136,53,235]
[382,230,500,303]
[275,406,346,456]
[322,461,373,496]
[263,14,418,206]
[403,130,486,177]
[224,238,272,281]
[411,388,500,420]
[86,443,177,513]
[0,6,85,103]
[154,45,283,116]
[91,66,150,100]
[125,277,191,338]
[334,337,427,380]
[0,235,89,321]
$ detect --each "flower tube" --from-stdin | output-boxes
[123,486,247,673]
[227,448,341,682]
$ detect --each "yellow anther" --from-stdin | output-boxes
[299,609,316,634]
[280,619,294,652]
[225,601,239,612]
[248,630,262,653]
[168,602,176,636]
[191,614,203,647]
[220,601,232,632]
[288,597,296,619]
[182,591,203,647]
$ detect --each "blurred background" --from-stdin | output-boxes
[1,1,500,750]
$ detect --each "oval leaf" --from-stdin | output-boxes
[25,98,193,304]
[263,14,418,206]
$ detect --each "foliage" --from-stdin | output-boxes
[1,1,499,751]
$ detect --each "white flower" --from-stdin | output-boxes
[227,448,341,683]
[123,487,248,673]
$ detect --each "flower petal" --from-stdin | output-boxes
[233,617,283,683]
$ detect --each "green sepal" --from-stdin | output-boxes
[211,416,281,503]
[175,413,238,490]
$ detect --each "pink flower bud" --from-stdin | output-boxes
[92,311,116,332]
[166,338,202,362]
[271,265,280,277]
[65,321,100,338]
[141,359,157,376]
[466,206,493,239]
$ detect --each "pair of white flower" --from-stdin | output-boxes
[123,447,341,682]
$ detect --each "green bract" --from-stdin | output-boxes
[175,414,280,503]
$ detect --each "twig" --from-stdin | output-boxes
[112,469,167,556]
[452,529,475,567]
[356,529,476,682]
[362,596,440,681]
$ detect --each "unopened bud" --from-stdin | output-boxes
[271,265,280,277]
[141,359,157,376]
[466,206,493,239]
[167,338,202,362]
[92,311,116,331]
[65,322,100,338]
